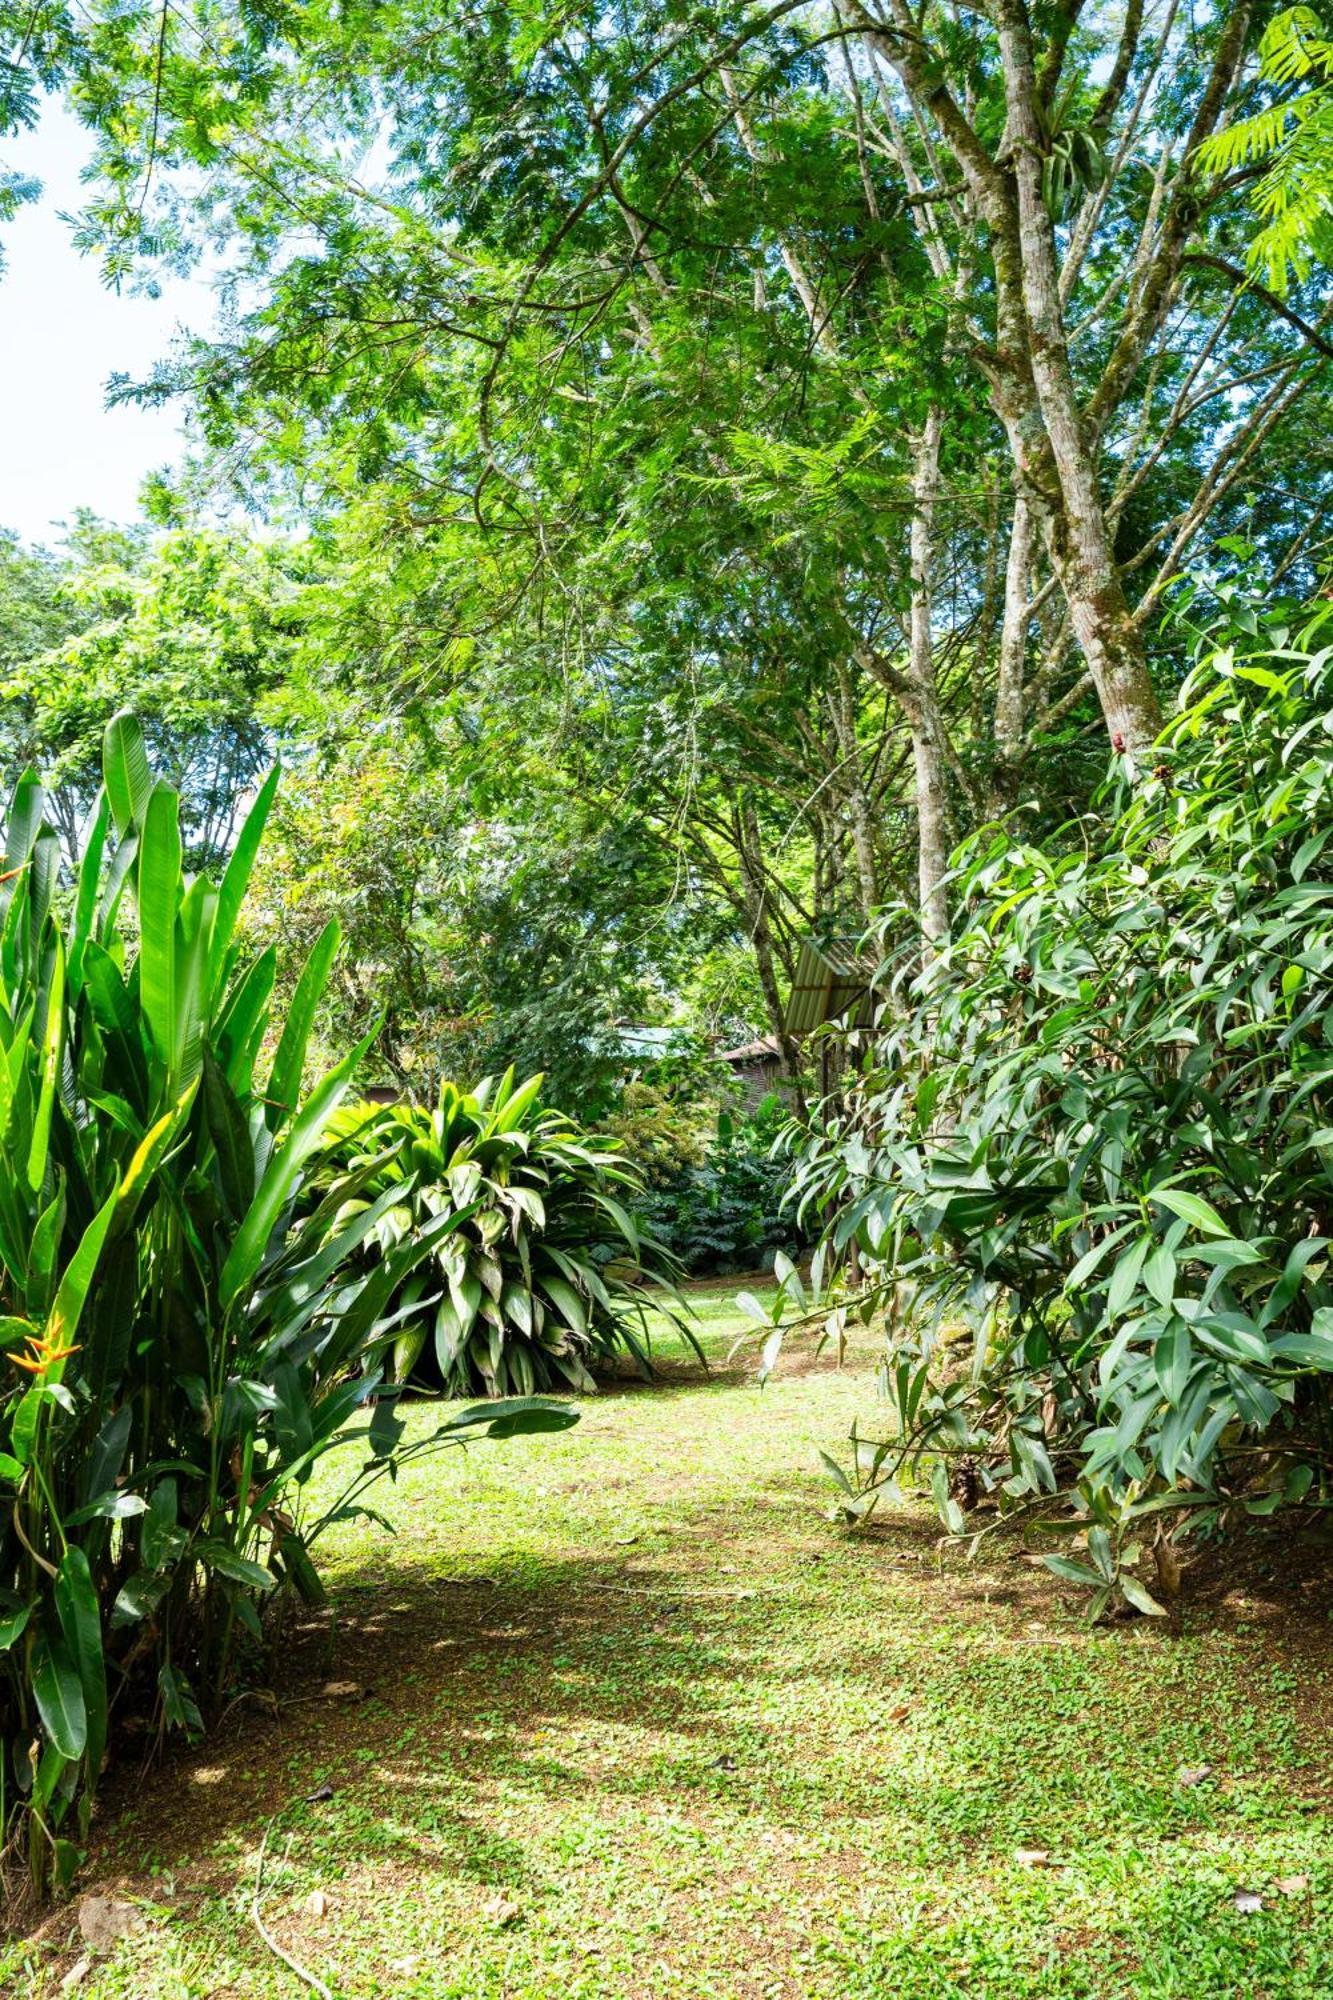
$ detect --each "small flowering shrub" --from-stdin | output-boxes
[0,718,571,1897]
[781,598,1333,1613]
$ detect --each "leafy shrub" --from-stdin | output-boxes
[322,1073,687,1395]
[783,598,1333,1613]
[0,717,570,1897]
[602,1078,715,1185]
[638,1097,807,1276]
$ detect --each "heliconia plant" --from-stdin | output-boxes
[0,716,574,1899]
[322,1075,690,1396]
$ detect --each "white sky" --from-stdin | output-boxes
[0,101,213,545]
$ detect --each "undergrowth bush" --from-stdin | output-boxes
[630,1095,805,1276]
[0,718,569,1897]
[322,1075,688,1395]
[778,595,1333,1615]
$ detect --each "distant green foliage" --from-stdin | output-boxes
[634,1097,806,1277]
[0,719,570,1897]
[321,1074,686,1396]
[2,527,306,866]
[786,591,1333,1612]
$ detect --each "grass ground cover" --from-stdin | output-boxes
[3,1284,1331,1998]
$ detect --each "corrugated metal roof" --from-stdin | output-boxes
[718,1035,783,1064]
[783,936,876,1035]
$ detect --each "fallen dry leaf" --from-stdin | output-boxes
[888,1703,912,1723]
[1275,1875,1310,1897]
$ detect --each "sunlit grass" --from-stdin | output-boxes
[4,1289,1329,1999]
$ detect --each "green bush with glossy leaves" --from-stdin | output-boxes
[782,594,1333,1614]
[323,1075,688,1395]
[0,717,572,1898]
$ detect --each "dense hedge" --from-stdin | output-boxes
[781,599,1333,1614]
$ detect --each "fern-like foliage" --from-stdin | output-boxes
[1196,7,1333,291]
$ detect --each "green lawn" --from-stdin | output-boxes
[4,1293,1331,1999]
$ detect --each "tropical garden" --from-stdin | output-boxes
[2,2,1333,1994]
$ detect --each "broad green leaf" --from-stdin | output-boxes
[27,935,64,1191]
[1151,1188,1230,1238]
[32,1633,87,1759]
[210,764,279,986]
[540,1274,587,1335]
[219,1026,375,1310]
[0,1600,32,1648]
[54,1548,107,1777]
[67,792,109,991]
[1153,1324,1192,1406]
[265,918,340,1128]
[195,1542,277,1592]
[46,1186,120,1362]
[1119,1575,1168,1617]
[1042,1555,1106,1587]
[136,784,183,1075]
[103,711,154,835]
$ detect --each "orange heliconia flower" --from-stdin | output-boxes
[8,1332,80,1376]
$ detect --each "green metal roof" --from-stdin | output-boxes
[783,937,876,1036]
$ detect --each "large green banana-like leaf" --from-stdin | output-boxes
[45,1184,120,1362]
[82,942,149,1119]
[27,935,64,1192]
[103,711,154,837]
[265,918,340,1130]
[28,828,60,954]
[210,765,279,992]
[97,827,138,937]
[173,875,216,1090]
[214,947,276,1094]
[54,1549,107,1784]
[136,784,183,1079]
[31,1634,87,1761]
[68,793,110,993]
[112,1087,199,1235]
[2,769,45,897]
[219,1025,376,1311]
[202,1054,254,1221]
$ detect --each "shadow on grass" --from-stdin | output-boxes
[84,1460,1331,1913]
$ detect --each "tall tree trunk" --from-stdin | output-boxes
[907,407,952,950]
[991,487,1034,810]
[851,0,1164,755]
[995,0,1162,752]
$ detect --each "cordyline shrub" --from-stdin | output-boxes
[0,717,571,1898]
[776,597,1333,1616]
[321,1076,689,1395]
